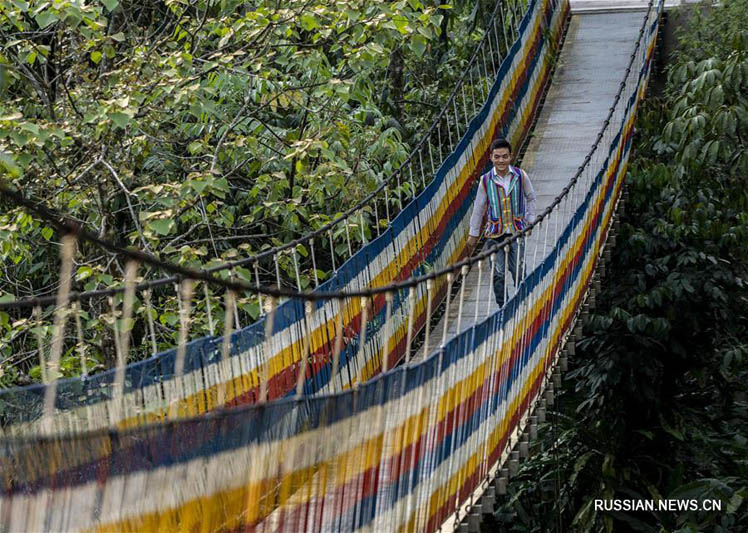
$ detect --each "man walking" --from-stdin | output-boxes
[467,138,537,306]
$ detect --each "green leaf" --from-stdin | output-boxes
[110,32,126,42]
[40,227,53,240]
[103,44,116,59]
[300,13,318,31]
[159,312,178,327]
[76,266,93,281]
[392,15,409,34]
[108,112,131,129]
[727,492,743,513]
[101,0,119,12]
[148,218,175,236]
[90,51,102,64]
[189,179,209,194]
[35,11,59,29]
[409,34,428,57]
[0,152,21,178]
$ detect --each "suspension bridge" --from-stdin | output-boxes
[0,0,663,530]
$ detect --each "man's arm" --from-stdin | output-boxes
[522,170,537,224]
[467,178,487,253]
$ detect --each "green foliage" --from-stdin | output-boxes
[491,3,748,531]
[0,0,513,387]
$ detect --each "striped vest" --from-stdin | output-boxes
[482,165,526,237]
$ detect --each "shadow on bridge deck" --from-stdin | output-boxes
[415,10,645,361]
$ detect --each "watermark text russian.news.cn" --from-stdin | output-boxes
[594,499,722,512]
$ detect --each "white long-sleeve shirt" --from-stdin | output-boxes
[468,167,537,238]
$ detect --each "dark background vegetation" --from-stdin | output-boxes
[489,1,747,531]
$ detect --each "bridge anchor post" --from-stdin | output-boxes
[529,415,538,440]
[519,432,530,459]
[497,468,509,495]
[481,484,496,512]
[545,383,555,406]
[509,450,520,477]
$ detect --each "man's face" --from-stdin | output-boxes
[491,147,512,174]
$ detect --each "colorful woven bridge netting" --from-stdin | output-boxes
[0,0,663,530]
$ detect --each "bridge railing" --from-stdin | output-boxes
[0,1,663,531]
[0,0,568,434]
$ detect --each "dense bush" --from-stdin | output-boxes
[490,2,747,531]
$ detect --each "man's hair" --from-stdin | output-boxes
[490,138,512,153]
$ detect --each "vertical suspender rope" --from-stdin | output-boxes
[170,278,194,419]
[309,238,319,288]
[259,295,275,404]
[384,188,391,224]
[460,82,469,126]
[345,218,353,258]
[436,122,443,163]
[453,96,461,143]
[469,69,478,116]
[274,253,282,289]
[295,300,314,397]
[396,170,403,211]
[492,11,503,61]
[203,283,214,336]
[417,153,426,194]
[359,210,366,244]
[423,279,434,358]
[292,246,302,291]
[428,136,436,180]
[456,264,469,334]
[486,21,497,74]
[41,234,76,433]
[331,301,344,391]
[112,260,139,426]
[328,229,337,272]
[73,301,87,377]
[501,5,511,54]
[143,288,158,356]
[382,292,393,373]
[355,296,369,381]
[404,286,416,364]
[218,290,235,406]
[474,258,483,324]
[374,201,380,238]
[441,273,455,347]
[481,45,491,99]
[34,305,47,384]
[230,267,241,329]
[254,261,263,311]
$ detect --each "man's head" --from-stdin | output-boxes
[490,138,512,175]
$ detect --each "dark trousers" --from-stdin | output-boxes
[484,236,525,307]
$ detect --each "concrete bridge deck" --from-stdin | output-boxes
[415,9,646,360]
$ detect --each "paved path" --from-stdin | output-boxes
[415,10,645,360]
[571,0,686,13]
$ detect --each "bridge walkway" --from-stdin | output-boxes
[415,10,646,360]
